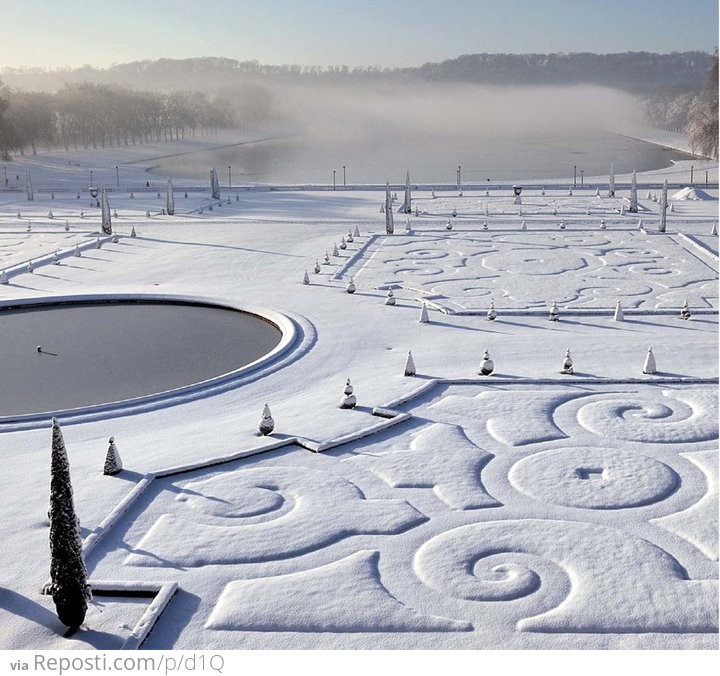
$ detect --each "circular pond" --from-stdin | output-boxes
[0,297,285,419]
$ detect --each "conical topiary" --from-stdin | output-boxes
[385,289,396,306]
[27,261,34,273]
[711,223,717,235]
[302,269,310,285]
[130,225,137,238]
[521,220,527,230]
[418,302,429,323]
[0,270,9,284]
[52,251,60,265]
[404,350,416,377]
[561,348,574,375]
[345,277,356,294]
[613,299,625,321]
[548,300,560,321]
[48,210,54,219]
[680,299,691,320]
[486,299,497,321]
[103,437,123,475]
[332,243,339,257]
[354,224,360,238]
[479,349,494,376]
[339,379,357,409]
[95,237,102,249]
[313,259,321,274]
[74,245,81,257]
[323,251,330,265]
[258,404,275,435]
[65,221,70,232]
[643,347,657,375]
[46,418,91,630]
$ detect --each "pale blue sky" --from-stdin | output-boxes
[0,0,717,69]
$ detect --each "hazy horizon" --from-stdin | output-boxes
[0,0,716,71]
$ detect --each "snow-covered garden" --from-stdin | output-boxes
[0,136,717,650]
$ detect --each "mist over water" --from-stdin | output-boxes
[152,83,693,184]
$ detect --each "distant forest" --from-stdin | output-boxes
[1,51,717,160]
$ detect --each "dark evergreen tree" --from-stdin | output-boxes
[47,418,91,630]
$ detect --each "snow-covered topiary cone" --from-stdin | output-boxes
[559,219,565,229]
[521,220,527,230]
[146,210,151,217]
[345,277,356,294]
[130,226,137,238]
[0,270,8,285]
[323,251,330,265]
[103,437,123,475]
[479,349,494,376]
[637,218,644,231]
[600,219,606,229]
[711,222,717,235]
[354,224,360,237]
[95,238,102,249]
[313,259,321,274]
[431,190,436,199]
[517,208,522,216]
[65,221,70,231]
[302,269,310,285]
[643,347,657,375]
[129,192,134,199]
[113,209,118,218]
[568,188,573,196]
[27,261,34,273]
[258,404,275,435]
[446,219,452,230]
[48,210,54,219]
[680,299,691,320]
[548,300,560,321]
[595,188,600,197]
[332,243,339,257]
[339,379,357,409]
[80,210,84,218]
[482,221,488,231]
[485,203,489,216]
[47,417,92,629]
[404,350,416,377]
[646,190,651,199]
[380,202,385,213]
[74,245,81,257]
[561,348,574,375]
[339,236,347,250]
[486,299,497,321]
[52,252,60,265]
[620,205,625,215]
[613,299,625,321]
[418,302,429,323]
[27,223,31,232]
[552,205,558,216]
[385,289,396,306]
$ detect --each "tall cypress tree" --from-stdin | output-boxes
[47,417,91,630]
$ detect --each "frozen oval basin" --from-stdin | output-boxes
[0,297,286,419]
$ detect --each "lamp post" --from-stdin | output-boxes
[228,166,232,189]
[343,165,346,187]
[690,165,694,184]
[333,170,336,191]
[115,166,119,188]
[457,165,462,191]
[90,170,94,187]
[573,165,577,188]
[580,170,584,187]
[3,165,6,187]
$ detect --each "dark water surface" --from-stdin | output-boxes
[151,131,694,185]
[0,301,282,417]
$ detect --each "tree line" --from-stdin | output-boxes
[0,81,273,160]
[640,54,718,158]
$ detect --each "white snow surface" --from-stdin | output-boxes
[0,135,717,651]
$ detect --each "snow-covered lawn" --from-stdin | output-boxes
[0,139,717,650]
